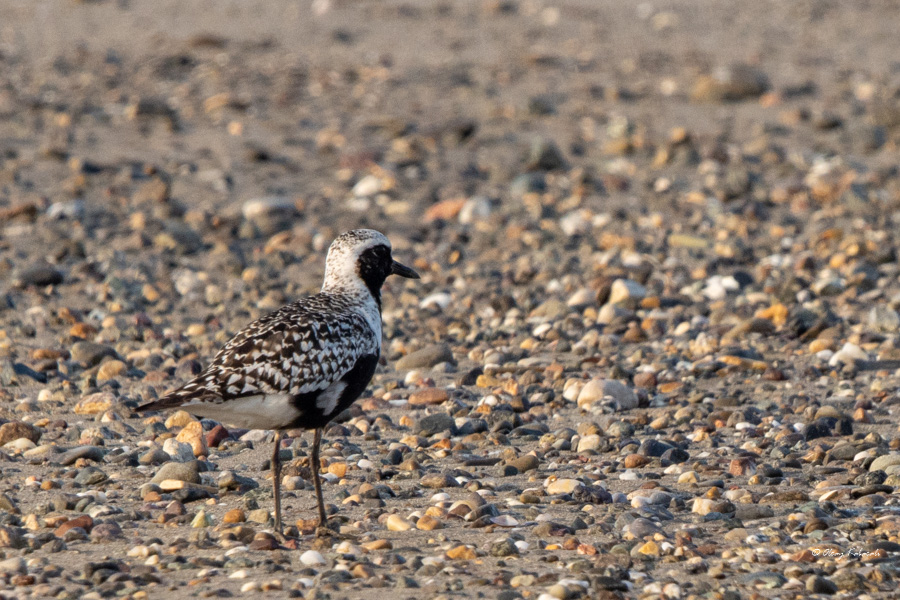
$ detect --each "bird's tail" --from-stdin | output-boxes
[135,381,212,413]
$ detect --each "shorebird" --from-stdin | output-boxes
[137,229,419,535]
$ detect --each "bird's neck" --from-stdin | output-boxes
[321,279,382,312]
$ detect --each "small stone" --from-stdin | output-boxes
[637,541,660,557]
[678,471,698,484]
[806,575,838,595]
[386,514,412,531]
[869,306,900,333]
[223,509,246,524]
[507,454,540,473]
[151,460,202,485]
[416,515,442,531]
[0,526,24,549]
[870,455,900,473]
[206,424,230,448]
[96,360,127,382]
[419,473,457,488]
[191,509,212,528]
[638,439,672,457]
[54,515,93,537]
[511,574,536,588]
[692,498,735,516]
[458,196,492,225]
[445,544,477,560]
[490,538,518,557]
[74,467,108,486]
[576,379,638,411]
[691,64,769,102]
[138,449,170,465]
[396,344,454,370]
[0,421,41,446]
[607,279,647,307]
[176,421,209,457]
[165,410,196,428]
[90,522,123,541]
[408,388,449,406]
[0,557,26,575]
[828,342,867,367]
[729,457,757,476]
[242,197,298,235]
[546,478,583,495]
[247,508,270,523]
[73,391,116,414]
[70,343,116,367]
[576,434,602,453]
[525,137,567,171]
[300,550,326,566]
[162,438,195,462]
[624,454,649,469]
[57,445,105,465]
[417,413,456,436]
[15,264,63,287]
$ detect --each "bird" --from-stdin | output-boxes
[136,229,420,536]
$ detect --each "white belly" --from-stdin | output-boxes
[181,394,301,430]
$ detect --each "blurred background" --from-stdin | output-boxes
[0,0,898,343]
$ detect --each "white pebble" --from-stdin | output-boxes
[490,515,519,527]
[162,438,195,462]
[352,174,381,197]
[419,292,452,310]
[300,550,326,566]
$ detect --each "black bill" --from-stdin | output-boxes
[391,260,420,279]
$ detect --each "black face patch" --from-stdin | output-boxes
[356,244,393,304]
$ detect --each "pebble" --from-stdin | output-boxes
[607,278,647,307]
[72,391,117,414]
[417,413,456,436]
[870,455,900,473]
[0,421,41,445]
[175,421,209,457]
[0,557,26,575]
[299,550,326,566]
[386,514,413,531]
[15,263,64,287]
[242,197,298,235]
[162,438,196,462]
[56,445,105,465]
[96,360,127,381]
[70,343,117,367]
[545,478,582,495]
[575,379,638,410]
[691,63,769,102]
[408,388,449,406]
[0,7,896,599]
[396,343,455,370]
[151,460,202,485]
[507,454,540,473]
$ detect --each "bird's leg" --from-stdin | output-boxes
[311,427,331,536]
[272,430,283,538]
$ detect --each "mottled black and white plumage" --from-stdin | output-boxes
[137,229,419,536]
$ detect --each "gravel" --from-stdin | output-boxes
[1,1,900,599]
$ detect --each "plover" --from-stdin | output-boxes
[137,229,419,535]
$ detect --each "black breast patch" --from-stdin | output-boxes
[287,353,379,430]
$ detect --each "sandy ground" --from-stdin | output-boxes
[2,1,900,599]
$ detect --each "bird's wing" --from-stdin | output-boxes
[137,299,378,412]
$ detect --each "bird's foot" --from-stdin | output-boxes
[314,518,340,538]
